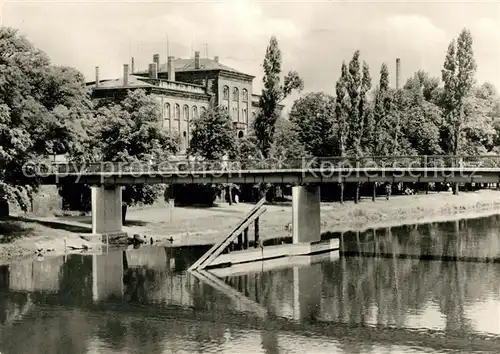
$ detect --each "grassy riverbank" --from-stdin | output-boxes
[1,189,500,263]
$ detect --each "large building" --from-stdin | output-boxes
[89,51,277,153]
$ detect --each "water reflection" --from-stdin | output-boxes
[0,215,499,353]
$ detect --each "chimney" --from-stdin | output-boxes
[396,58,401,90]
[95,66,99,88]
[123,64,129,86]
[167,56,175,81]
[148,63,158,79]
[194,51,200,69]
[153,54,160,69]
[214,56,219,63]
[131,57,135,74]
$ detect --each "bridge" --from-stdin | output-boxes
[25,155,500,185]
[21,155,500,238]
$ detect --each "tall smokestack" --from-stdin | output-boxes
[95,66,99,88]
[131,57,135,74]
[167,56,175,81]
[123,64,129,86]
[194,51,200,69]
[149,63,158,79]
[396,58,401,90]
[153,54,160,69]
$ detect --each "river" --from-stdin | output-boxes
[1,215,500,353]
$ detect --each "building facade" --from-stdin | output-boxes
[89,51,273,153]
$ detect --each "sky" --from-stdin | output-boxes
[1,0,499,110]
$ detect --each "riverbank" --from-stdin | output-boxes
[1,189,500,263]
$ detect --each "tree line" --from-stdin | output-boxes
[1,26,499,217]
[189,28,500,200]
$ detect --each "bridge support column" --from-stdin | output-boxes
[91,185,123,235]
[292,185,321,244]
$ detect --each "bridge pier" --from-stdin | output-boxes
[91,185,123,235]
[292,185,321,244]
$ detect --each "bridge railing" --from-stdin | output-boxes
[31,155,500,175]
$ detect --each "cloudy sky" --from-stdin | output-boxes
[1,0,499,108]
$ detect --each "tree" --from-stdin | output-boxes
[404,70,441,104]
[334,50,372,156]
[335,62,350,157]
[186,107,238,206]
[384,71,444,157]
[334,50,372,203]
[188,107,237,160]
[269,118,307,164]
[441,28,476,195]
[0,27,92,212]
[93,89,179,221]
[441,28,477,157]
[371,63,394,155]
[399,90,443,156]
[346,50,372,155]
[462,83,500,154]
[253,36,303,158]
[289,92,337,157]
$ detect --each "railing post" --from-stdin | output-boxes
[244,227,249,249]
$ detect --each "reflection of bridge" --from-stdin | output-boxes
[2,244,500,353]
[26,155,500,236]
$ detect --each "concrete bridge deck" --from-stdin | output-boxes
[25,155,500,185]
[21,155,500,239]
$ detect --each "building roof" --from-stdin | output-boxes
[136,57,252,77]
[88,75,156,89]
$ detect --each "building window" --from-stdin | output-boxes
[238,131,244,139]
[232,87,239,101]
[193,106,198,119]
[252,111,257,120]
[243,108,247,123]
[223,86,229,100]
[242,89,248,102]
[183,105,189,121]
[201,106,207,114]
[174,104,180,120]
[164,103,170,119]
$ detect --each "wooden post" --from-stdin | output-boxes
[238,233,243,250]
[228,185,233,205]
[340,182,344,204]
[254,217,260,248]
[244,227,249,249]
[372,182,376,202]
